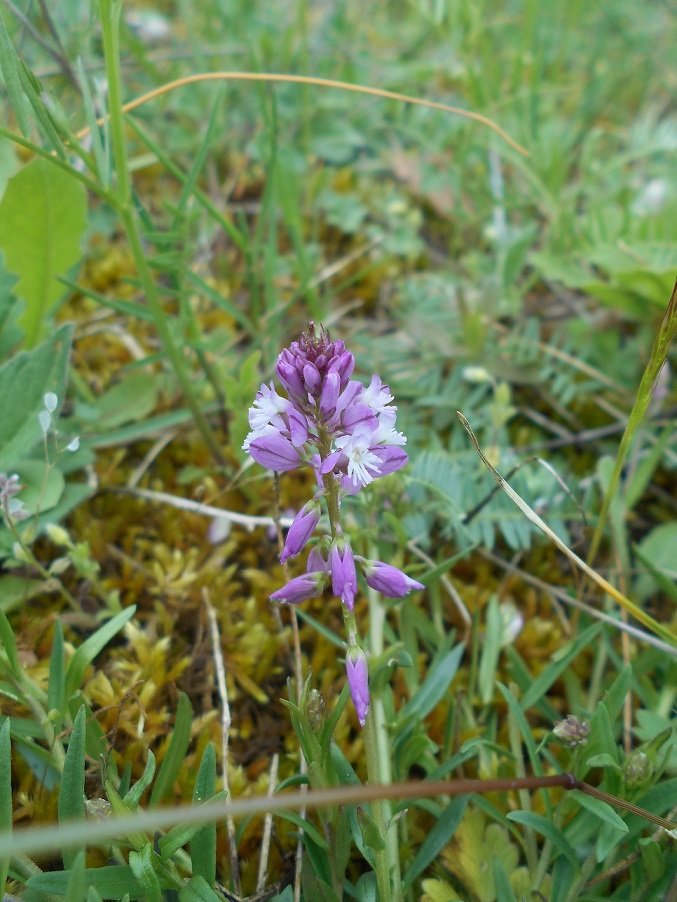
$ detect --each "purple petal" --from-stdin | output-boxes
[270,572,325,604]
[320,450,343,475]
[280,501,321,563]
[288,407,309,446]
[303,362,321,394]
[370,446,408,477]
[276,360,303,399]
[320,371,340,417]
[249,432,302,472]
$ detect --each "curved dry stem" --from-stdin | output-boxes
[1,773,673,861]
[75,71,529,156]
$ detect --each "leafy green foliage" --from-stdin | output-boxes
[0,160,87,346]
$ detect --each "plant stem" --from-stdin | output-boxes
[320,444,399,899]
[99,0,225,466]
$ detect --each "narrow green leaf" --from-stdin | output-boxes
[0,323,73,470]
[569,790,628,833]
[400,642,464,721]
[507,810,578,868]
[497,683,543,778]
[123,749,156,809]
[402,795,467,889]
[478,595,503,705]
[190,743,217,885]
[58,706,86,869]
[492,857,516,902]
[65,606,136,700]
[178,875,223,902]
[602,665,632,724]
[105,780,147,851]
[150,692,192,806]
[0,159,87,345]
[65,850,87,900]
[520,623,601,711]
[0,717,11,893]
[0,9,31,135]
[129,844,162,902]
[276,809,329,851]
[26,864,143,898]
[0,610,20,676]
[159,792,226,860]
[47,619,66,730]
[356,806,385,852]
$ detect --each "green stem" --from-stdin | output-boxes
[319,438,399,899]
[99,0,225,466]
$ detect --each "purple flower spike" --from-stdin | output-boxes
[330,541,358,610]
[361,560,425,598]
[270,572,326,604]
[248,430,302,472]
[281,500,321,563]
[346,646,370,726]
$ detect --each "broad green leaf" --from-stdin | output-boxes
[569,790,628,833]
[82,371,159,430]
[0,323,73,471]
[150,692,192,806]
[190,743,217,885]
[507,810,578,868]
[0,158,87,345]
[11,459,65,516]
[0,717,11,893]
[129,844,162,902]
[58,705,86,869]
[26,864,144,899]
[0,575,45,614]
[403,796,467,889]
[65,606,136,699]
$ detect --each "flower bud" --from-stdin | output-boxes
[280,500,321,563]
[361,559,424,598]
[346,646,370,726]
[553,715,589,747]
[270,572,326,605]
[330,540,358,610]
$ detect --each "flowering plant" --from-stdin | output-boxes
[243,323,423,725]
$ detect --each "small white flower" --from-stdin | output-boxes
[334,430,382,487]
[66,437,80,452]
[43,392,58,413]
[362,375,394,414]
[38,410,52,434]
[248,382,290,433]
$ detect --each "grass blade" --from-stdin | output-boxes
[150,692,192,806]
[190,743,217,886]
[58,705,86,869]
